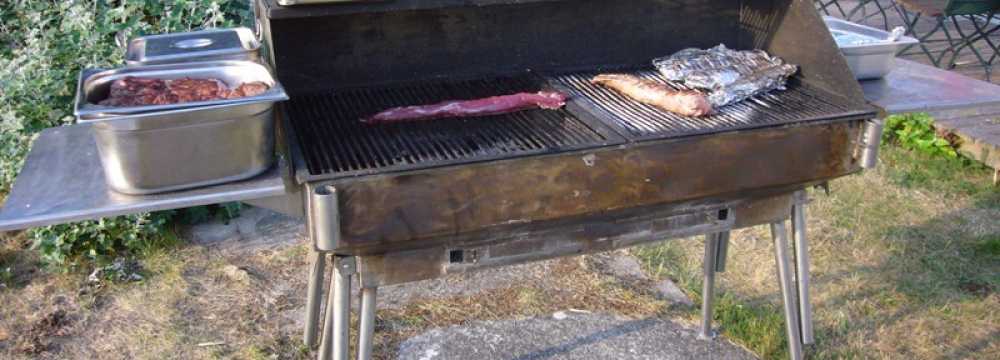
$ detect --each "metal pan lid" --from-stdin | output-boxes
[125,28,261,66]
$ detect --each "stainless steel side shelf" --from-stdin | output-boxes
[0,124,289,232]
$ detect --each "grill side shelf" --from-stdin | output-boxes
[0,124,289,232]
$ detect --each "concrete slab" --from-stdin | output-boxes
[861,58,1000,183]
[182,206,306,253]
[862,59,1000,115]
[397,312,756,360]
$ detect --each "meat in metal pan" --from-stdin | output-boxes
[99,76,269,107]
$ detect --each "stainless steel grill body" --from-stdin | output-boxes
[253,0,877,255]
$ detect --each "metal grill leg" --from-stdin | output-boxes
[772,222,804,360]
[792,195,815,345]
[700,233,721,340]
[714,231,730,273]
[318,255,337,360]
[319,256,354,360]
[357,287,378,360]
[305,250,327,348]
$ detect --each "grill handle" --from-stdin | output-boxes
[312,185,341,252]
[860,119,885,169]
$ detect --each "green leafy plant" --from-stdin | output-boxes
[1,1,252,270]
[883,113,958,158]
[29,212,176,270]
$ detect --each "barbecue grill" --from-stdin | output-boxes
[0,1,883,359]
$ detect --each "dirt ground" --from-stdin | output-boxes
[0,148,997,360]
[0,234,680,359]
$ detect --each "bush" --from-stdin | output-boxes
[1,0,251,270]
[882,112,958,158]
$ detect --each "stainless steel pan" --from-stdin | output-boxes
[74,60,287,120]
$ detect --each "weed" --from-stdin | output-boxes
[883,113,958,158]
[974,235,1000,257]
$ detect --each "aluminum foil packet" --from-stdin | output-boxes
[653,44,798,107]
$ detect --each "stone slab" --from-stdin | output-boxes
[397,312,756,360]
[862,59,1000,115]
[861,58,1000,179]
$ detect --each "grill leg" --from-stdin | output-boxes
[714,231,730,273]
[357,286,378,360]
[304,250,327,348]
[699,232,722,340]
[319,256,354,360]
[772,222,804,360]
[792,195,815,345]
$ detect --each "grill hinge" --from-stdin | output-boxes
[859,119,885,169]
[311,184,341,251]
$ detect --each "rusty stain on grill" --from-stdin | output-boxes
[286,76,612,179]
[549,69,867,141]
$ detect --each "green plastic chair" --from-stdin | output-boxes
[895,0,1000,80]
[815,0,898,30]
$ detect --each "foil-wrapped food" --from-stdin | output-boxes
[653,44,798,107]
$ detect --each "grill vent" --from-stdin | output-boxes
[287,76,614,180]
[549,69,869,141]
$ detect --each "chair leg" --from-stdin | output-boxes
[304,250,328,348]
[896,10,925,56]
[845,0,892,30]
[944,16,988,70]
[965,12,1000,81]
[699,232,722,340]
[815,0,848,18]
[921,18,950,67]
[877,0,895,31]
[772,221,804,360]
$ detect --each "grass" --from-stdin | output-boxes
[635,145,1000,359]
[1,143,997,359]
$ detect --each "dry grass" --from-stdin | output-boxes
[0,240,315,359]
[636,146,1000,359]
[2,145,997,359]
[0,233,668,359]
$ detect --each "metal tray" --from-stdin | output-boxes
[125,27,260,66]
[823,17,919,80]
[90,103,277,195]
[74,61,287,120]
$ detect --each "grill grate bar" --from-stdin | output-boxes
[549,69,866,141]
[287,75,612,179]
[287,69,871,180]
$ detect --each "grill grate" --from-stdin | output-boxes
[549,69,871,141]
[286,76,616,180]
